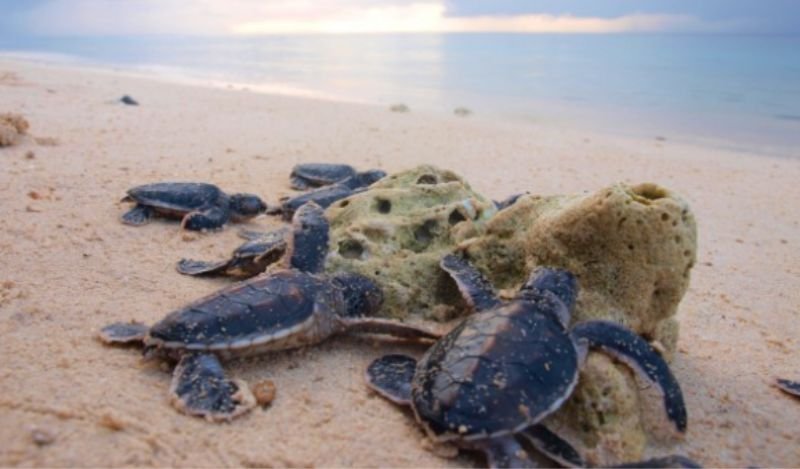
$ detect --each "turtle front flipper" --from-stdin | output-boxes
[98,322,149,345]
[612,455,702,468]
[181,206,230,231]
[440,255,501,313]
[365,354,417,405]
[179,228,290,277]
[344,317,441,341]
[477,436,534,469]
[286,202,329,273]
[121,204,154,226]
[776,378,800,398]
[169,353,256,421]
[176,258,232,276]
[516,425,585,468]
[571,320,687,434]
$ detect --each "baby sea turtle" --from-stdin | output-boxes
[176,227,290,278]
[290,163,357,190]
[775,378,800,398]
[365,255,687,467]
[100,202,439,421]
[121,182,267,230]
[272,169,386,221]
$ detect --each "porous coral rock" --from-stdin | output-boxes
[0,113,29,147]
[325,165,496,320]
[0,122,17,147]
[461,182,696,356]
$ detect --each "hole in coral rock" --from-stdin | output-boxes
[376,198,391,214]
[338,239,364,259]
[661,213,670,222]
[449,209,466,225]
[413,220,438,249]
[416,174,437,184]
[633,183,667,201]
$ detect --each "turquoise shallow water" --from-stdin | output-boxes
[1,34,799,155]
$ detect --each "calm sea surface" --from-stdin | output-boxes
[2,34,799,155]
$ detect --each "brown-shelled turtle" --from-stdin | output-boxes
[176,227,290,278]
[365,255,688,468]
[270,169,386,221]
[775,378,800,398]
[120,182,267,230]
[290,163,357,190]
[100,202,439,421]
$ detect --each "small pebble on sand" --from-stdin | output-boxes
[252,380,277,407]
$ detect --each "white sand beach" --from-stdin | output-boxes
[0,58,798,467]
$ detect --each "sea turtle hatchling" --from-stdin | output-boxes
[176,227,290,278]
[775,378,800,398]
[120,182,267,230]
[365,254,688,468]
[100,202,439,421]
[290,163,358,190]
[271,169,386,221]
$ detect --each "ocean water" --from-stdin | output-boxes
[1,34,799,155]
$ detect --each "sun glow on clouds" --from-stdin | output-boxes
[21,0,725,36]
[235,3,707,35]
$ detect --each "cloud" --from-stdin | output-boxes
[18,0,738,36]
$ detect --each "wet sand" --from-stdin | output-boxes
[0,58,798,467]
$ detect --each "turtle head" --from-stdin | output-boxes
[342,170,387,189]
[229,193,267,219]
[331,272,384,317]
[517,267,577,327]
[356,169,387,186]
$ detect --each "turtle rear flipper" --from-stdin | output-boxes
[365,354,417,405]
[121,205,154,226]
[571,320,687,434]
[478,436,534,468]
[776,378,800,397]
[612,455,702,468]
[516,425,585,468]
[98,322,149,345]
[169,353,255,421]
[176,259,231,276]
[440,255,501,313]
[181,206,229,231]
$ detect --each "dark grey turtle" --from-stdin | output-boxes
[100,202,439,421]
[121,182,267,230]
[365,254,687,468]
[290,163,357,190]
[176,227,290,278]
[271,169,387,221]
[775,378,800,398]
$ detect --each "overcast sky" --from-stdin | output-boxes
[1,0,798,36]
